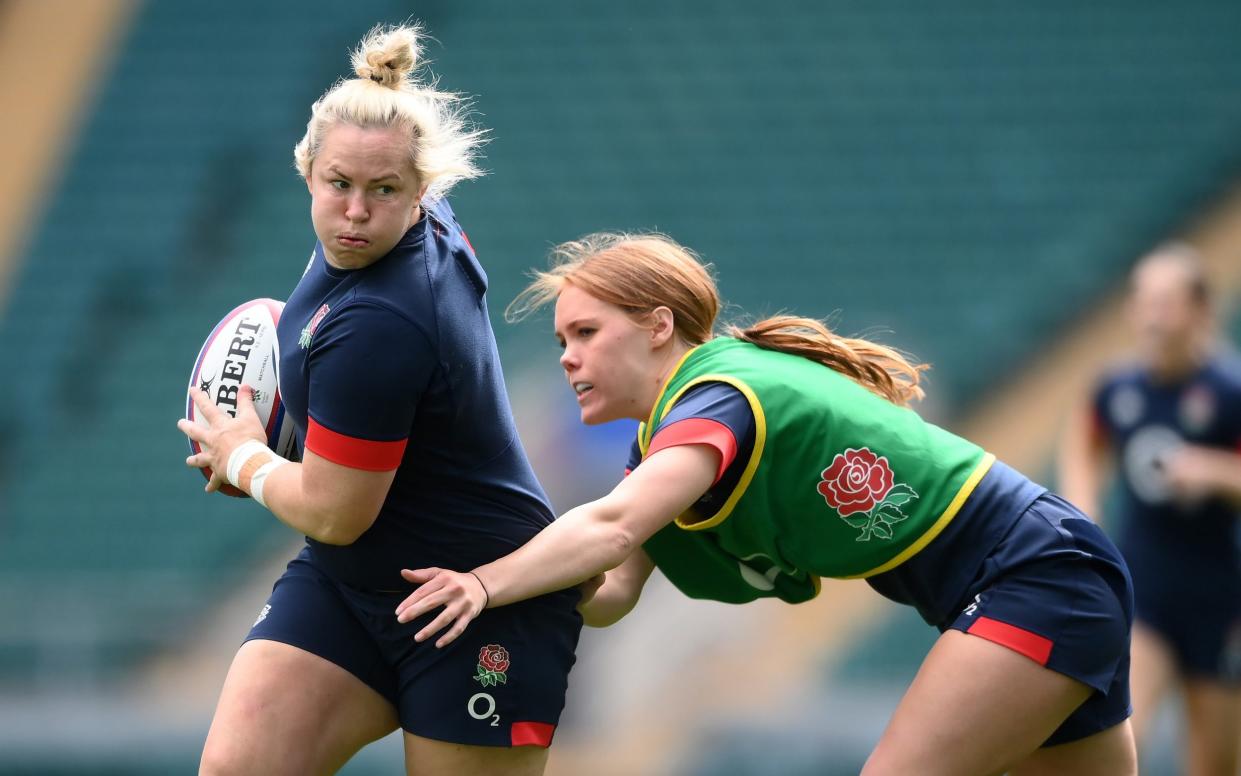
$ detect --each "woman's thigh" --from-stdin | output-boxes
[200,639,399,776]
[861,630,1099,776]
[403,733,549,776]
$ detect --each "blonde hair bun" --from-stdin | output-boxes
[351,25,420,89]
[294,21,485,199]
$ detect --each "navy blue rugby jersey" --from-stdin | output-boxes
[1092,354,1241,576]
[276,198,554,589]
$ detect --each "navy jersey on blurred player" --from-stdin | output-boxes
[1092,357,1241,627]
[1061,244,1241,775]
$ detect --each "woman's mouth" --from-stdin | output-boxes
[338,234,369,249]
[573,381,594,401]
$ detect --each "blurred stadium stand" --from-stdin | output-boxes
[2,0,1241,773]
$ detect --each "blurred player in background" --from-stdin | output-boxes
[1060,244,1241,776]
[177,25,580,776]
[397,233,1139,775]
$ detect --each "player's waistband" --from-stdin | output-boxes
[865,458,1046,626]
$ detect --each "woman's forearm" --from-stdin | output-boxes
[474,499,635,608]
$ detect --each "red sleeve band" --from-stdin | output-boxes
[305,417,407,472]
[647,418,739,484]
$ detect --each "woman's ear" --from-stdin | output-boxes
[412,183,430,218]
[650,306,676,347]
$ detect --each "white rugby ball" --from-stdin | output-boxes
[186,298,298,497]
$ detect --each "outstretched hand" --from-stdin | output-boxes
[177,385,267,492]
[396,568,489,648]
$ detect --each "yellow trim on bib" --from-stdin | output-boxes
[654,374,767,531]
[842,452,996,579]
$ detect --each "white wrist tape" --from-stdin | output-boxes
[226,440,270,487]
[248,457,287,509]
[225,439,289,508]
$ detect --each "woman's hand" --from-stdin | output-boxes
[177,386,267,492]
[1162,444,1241,504]
[395,568,490,647]
[575,549,655,627]
[577,573,606,608]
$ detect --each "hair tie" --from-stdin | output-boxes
[469,571,490,610]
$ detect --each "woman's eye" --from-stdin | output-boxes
[578,327,595,338]
[331,180,349,190]
[377,185,396,195]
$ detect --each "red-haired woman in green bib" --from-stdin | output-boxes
[397,233,1138,775]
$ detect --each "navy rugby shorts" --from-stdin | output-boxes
[246,547,582,747]
[945,493,1135,746]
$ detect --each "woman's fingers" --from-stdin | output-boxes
[414,603,461,644]
[188,387,222,423]
[177,417,208,444]
[185,452,210,469]
[401,568,439,584]
[395,569,483,647]
[395,569,444,621]
[434,615,472,649]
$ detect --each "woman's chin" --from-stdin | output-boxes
[579,406,610,426]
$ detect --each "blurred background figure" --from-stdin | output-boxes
[5,1,1241,773]
[1060,245,1241,776]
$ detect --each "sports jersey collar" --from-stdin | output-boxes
[639,341,705,451]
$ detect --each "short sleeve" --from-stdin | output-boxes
[625,437,642,476]
[303,301,435,471]
[645,383,755,484]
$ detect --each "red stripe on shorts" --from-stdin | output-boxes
[511,721,555,747]
[966,616,1053,666]
[305,417,406,471]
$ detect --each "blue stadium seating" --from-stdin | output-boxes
[3,13,1241,774]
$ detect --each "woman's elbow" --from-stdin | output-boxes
[307,507,378,546]
[601,523,637,567]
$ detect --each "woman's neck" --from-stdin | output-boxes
[636,339,696,420]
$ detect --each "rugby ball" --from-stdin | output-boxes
[186,298,298,497]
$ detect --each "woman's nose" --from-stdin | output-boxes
[345,192,368,222]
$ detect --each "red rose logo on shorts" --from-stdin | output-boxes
[474,644,510,687]
[817,447,919,542]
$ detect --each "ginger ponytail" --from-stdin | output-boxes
[726,316,926,406]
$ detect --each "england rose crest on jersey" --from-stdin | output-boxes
[817,447,920,541]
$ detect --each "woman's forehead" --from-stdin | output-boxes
[554,285,614,323]
[318,124,412,174]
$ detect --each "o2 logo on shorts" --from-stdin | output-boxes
[468,692,500,727]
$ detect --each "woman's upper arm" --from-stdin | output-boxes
[294,302,429,540]
[601,443,721,545]
[298,448,398,543]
